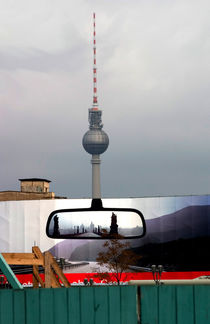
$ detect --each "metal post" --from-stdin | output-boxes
[0,253,23,289]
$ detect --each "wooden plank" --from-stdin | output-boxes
[2,257,43,265]
[0,290,14,324]
[13,290,26,324]
[44,252,61,288]
[50,270,62,288]
[49,253,70,288]
[0,253,23,289]
[44,252,52,288]
[50,272,61,288]
[194,285,210,323]
[93,286,109,324]
[40,289,54,324]
[108,286,121,324]
[159,286,176,324]
[121,286,138,324]
[33,265,39,288]
[176,286,194,324]
[80,287,94,324]
[2,253,36,259]
[140,286,158,324]
[2,248,44,265]
[32,246,44,261]
[67,287,81,324]
[33,265,45,288]
[25,289,40,324]
[53,289,68,324]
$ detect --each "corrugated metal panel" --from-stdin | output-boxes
[0,286,138,324]
[140,285,210,324]
[1,285,209,324]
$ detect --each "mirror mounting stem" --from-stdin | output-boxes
[91,198,103,210]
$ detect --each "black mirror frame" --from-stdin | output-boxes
[46,199,146,239]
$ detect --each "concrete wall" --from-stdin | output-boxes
[20,180,50,193]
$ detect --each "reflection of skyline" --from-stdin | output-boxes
[54,214,118,236]
[54,218,103,236]
[50,211,142,229]
[51,212,142,238]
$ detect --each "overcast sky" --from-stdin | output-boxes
[0,0,209,198]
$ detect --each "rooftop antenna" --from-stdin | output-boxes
[92,12,98,110]
[82,13,109,200]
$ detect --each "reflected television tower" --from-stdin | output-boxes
[82,13,109,199]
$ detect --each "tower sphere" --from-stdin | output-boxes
[82,129,109,155]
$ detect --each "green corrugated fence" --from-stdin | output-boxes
[140,285,210,324]
[0,285,210,324]
[0,286,137,324]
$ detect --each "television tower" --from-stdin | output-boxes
[82,13,109,199]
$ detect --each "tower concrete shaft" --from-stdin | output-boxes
[82,13,109,199]
[91,154,101,198]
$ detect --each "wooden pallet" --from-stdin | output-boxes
[0,246,70,289]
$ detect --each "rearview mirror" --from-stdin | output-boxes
[46,204,146,239]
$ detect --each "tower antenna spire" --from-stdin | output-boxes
[93,12,98,110]
[82,13,109,199]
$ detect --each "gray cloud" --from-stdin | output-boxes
[0,0,209,198]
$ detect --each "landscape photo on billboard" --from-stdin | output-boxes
[49,195,210,273]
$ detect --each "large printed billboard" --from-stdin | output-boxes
[0,195,210,283]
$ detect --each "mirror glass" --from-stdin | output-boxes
[47,210,143,239]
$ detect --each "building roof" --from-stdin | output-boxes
[19,178,51,183]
